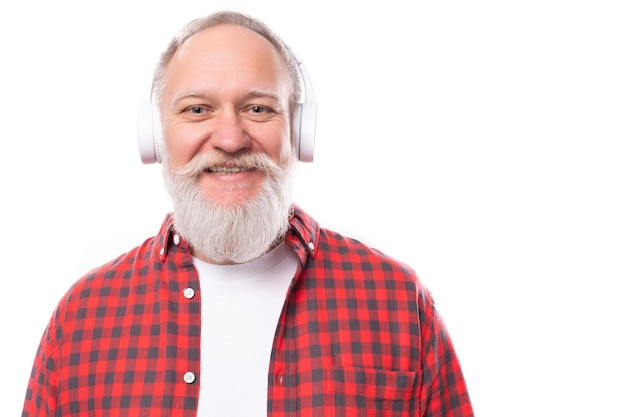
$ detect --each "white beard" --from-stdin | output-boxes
[162,150,296,264]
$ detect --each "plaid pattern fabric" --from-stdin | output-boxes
[23,205,473,417]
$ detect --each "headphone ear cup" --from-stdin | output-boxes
[292,103,303,160]
[137,102,155,164]
[294,56,317,163]
[137,98,161,164]
[297,100,317,162]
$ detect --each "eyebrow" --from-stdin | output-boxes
[246,88,282,102]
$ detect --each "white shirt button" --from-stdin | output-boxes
[183,372,196,384]
[308,242,315,251]
[183,288,195,299]
[173,234,181,245]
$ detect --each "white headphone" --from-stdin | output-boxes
[137,54,317,164]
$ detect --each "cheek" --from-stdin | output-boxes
[256,123,292,161]
[163,122,203,165]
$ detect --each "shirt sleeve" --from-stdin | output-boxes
[417,287,474,417]
[22,308,61,417]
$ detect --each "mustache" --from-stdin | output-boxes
[176,151,282,178]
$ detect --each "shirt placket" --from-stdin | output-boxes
[268,269,303,417]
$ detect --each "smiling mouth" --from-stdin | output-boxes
[205,166,256,174]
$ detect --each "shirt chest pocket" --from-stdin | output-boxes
[323,366,419,417]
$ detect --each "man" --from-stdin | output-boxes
[22,10,474,417]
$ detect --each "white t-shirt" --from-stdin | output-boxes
[193,243,298,416]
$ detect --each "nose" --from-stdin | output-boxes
[209,108,250,154]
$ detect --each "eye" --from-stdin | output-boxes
[187,106,206,114]
[244,105,278,121]
[250,105,269,114]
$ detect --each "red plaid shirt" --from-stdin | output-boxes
[23,205,473,416]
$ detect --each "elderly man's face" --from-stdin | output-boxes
[160,24,293,207]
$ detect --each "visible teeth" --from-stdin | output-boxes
[207,166,253,174]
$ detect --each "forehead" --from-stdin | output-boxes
[162,24,291,100]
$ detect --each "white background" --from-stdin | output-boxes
[1,1,625,416]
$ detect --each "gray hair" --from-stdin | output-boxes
[152,10,302,112]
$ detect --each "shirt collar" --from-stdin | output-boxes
[155,203,320,266]
[285,203,320,266]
